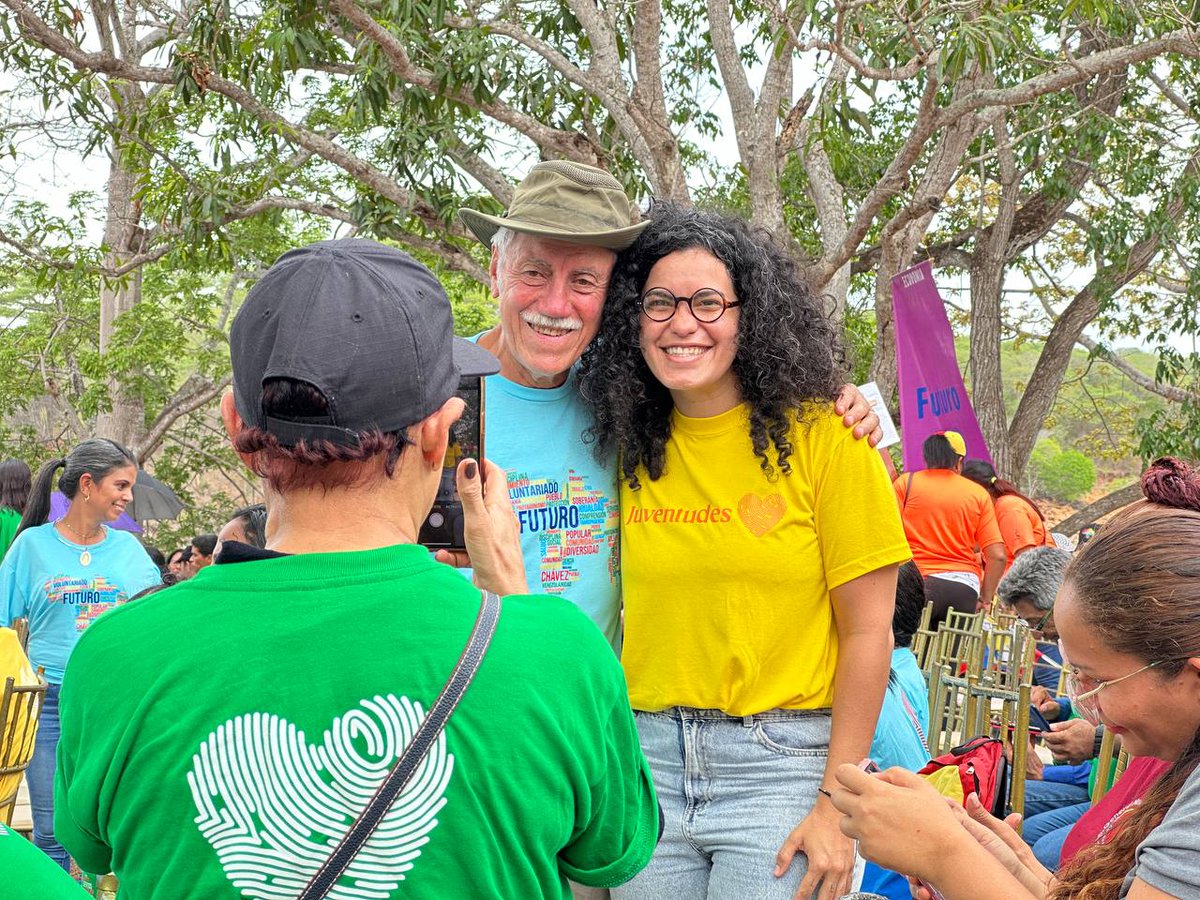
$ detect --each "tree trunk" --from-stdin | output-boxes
[1051,481,1142,535]
[94,93,146,447]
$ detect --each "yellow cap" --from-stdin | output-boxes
[937,430,967,456]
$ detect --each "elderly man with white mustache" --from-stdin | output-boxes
[455,161,880,654]
[457,162,881,900]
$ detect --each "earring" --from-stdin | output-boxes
[83,492,91,502]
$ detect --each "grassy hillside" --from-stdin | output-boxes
[955,337,1163,478]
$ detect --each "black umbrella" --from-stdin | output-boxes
[128,470,185,521]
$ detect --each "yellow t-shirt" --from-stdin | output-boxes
[619,404,911,715]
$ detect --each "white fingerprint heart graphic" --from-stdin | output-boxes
[187,695,453,899]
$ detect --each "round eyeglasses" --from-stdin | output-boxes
[641,288,743,323]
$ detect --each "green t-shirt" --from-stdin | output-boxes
[0,507,20,562]
[55,544,657,898]
[0,823,89,897]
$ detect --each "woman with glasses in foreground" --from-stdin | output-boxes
[833,456,1200,900]
[579,203,909,900]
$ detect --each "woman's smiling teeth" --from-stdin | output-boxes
[664,346,707,358]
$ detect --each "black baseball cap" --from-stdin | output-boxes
[231,238,499,447]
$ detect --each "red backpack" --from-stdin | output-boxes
[917,736,1010,816]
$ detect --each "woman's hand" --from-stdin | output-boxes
[774,796,857,900]
[437,458,527,596]
[830,765,962,880]
[835,384,883,446]
[957,793,1052,897]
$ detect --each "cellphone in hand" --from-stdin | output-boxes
[418,376,485,551]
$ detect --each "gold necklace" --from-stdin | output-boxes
[54,519,105,566]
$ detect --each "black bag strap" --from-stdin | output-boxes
[297,590,502,900]
[902,471,915,510]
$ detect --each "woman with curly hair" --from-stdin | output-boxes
[578,202,910,900]
[833,456,1200,900]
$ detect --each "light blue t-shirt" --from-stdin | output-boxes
[0,522,161,683]
[862,648,931,900]
[480,369,621,649]
[870,647,929,770]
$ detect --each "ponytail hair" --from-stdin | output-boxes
[961,459,1046,522]
[1050,457,1200,898]
[15,439,138,537]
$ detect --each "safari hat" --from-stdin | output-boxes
[458,160,647,251]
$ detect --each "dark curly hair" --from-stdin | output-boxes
[578,202,843,489]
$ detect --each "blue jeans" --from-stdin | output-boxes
[613,707,831,900]
[1021,778,1090,820]
[1024,802,1090,871]
[28,681,69,870]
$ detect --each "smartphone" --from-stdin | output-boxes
[418,376,484,551]
[858,758,882,774]
[992,718,1046,742]
[1029,703,1053,732]
[1002,722,1044,742]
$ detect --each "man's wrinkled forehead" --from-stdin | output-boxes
[503,232,617,278]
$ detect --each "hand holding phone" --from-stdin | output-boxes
[447,457,527,596]
[420,377,484,551]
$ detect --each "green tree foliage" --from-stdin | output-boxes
[1,0,1198,513]
[1033,448,1098,502]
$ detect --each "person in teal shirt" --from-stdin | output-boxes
[0,439,160,871]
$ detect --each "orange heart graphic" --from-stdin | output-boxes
[737,492,786,537]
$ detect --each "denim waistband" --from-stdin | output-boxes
[639,706,832,726]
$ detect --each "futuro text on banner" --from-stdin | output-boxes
[892,260,993,472]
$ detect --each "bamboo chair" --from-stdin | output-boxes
[925,625,986,724]
[977,623,1036,691]
[928,624,985,676]
[0,673,46,826]
[1114,747,1130,782]
[910,601,939,670]
[1091,727,1120,803]
[967,678,1034,823]
[944,609,985,633]
[928,666,978,756]
[11,619,28,653]
[991,610,1021,633]
[911,627,939,671]
[918,600,934,633]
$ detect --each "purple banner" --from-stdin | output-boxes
[892,260,992,472]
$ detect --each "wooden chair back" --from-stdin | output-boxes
[0,674,46,826]
[978,623,1036,691]
[927,666,977,756]
[11,619,28,653]
[926,625,984,681]
[1092,727,1119,803]
[918,600,934,633]
[967,678,1034,823]
[911,627,939,671]
[944,609,984,633]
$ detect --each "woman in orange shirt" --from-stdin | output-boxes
[962,459,1054,571]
